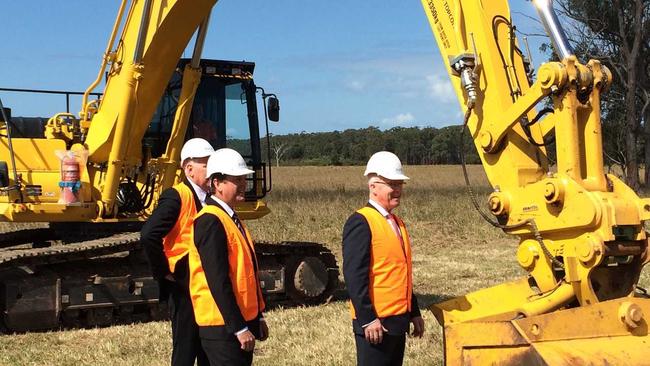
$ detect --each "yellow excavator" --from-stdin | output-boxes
[422,0,650,364]
[0,0,338,332]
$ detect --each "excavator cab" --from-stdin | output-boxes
[145,59,274,204]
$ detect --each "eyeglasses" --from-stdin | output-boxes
[373,180,405,189]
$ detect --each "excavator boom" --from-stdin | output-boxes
[421,0,650,364]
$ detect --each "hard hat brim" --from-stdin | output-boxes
[225,168,255,176]
[364,170,410,181]
[382,173,410,181]
[180,155,212,168]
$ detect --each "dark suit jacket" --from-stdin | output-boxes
[141,179,202,297]
[342,203,420,335]
[193,196,263,340]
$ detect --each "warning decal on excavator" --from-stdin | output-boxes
[424,0,451,50]
[442,1,454,27]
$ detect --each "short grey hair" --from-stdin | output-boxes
[367,173,382,188]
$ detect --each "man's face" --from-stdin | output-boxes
[213,175,247,206]
[369,176,405,212]
[184,157,209,191]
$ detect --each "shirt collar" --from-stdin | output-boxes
[187,179,207,207]
[211,195,235,217]
[368,199,390,217]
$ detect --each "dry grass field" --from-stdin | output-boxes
[1,165,649,365]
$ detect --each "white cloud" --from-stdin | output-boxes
[426,74,455,102]
[345,79,366,92]
[381,112,415,127]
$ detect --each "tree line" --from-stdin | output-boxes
[261,126,479,166]
[262,1,648,190]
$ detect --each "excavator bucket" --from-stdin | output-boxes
[433,296,650,365]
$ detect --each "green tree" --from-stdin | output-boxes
[554,0,649,188]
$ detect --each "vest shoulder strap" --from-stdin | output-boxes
[196,204,225,220]
[173,183,194,205]
[357,206,383,219]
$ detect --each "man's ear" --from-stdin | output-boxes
[211,179,220,193]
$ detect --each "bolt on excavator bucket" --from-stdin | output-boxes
[432,294,650,365]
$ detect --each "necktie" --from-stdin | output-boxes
[232,213,247,238]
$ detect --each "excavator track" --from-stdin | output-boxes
[0,225,339,333]
[0,232,141,269]
[0,228,160,333]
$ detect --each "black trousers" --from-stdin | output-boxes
[168,278,209,366]
[201,336,253,366]
[354,333,406,366]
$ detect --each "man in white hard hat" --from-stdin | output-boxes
[141,138,213,366]
[188,148,268,366]
[342,151,424,366]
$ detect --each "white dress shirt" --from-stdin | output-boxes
[187,179,208,207]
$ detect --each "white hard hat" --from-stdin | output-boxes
[180,138,214,166]
[364,151,409,180]
[206,148,255,177]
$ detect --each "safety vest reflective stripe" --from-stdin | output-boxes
[189,205,265,327]
[163,183,196,273]
[350,207,412,319]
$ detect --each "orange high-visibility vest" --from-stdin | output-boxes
[350,206,413,319]
[163,183,197,273]
[189,205,265,326]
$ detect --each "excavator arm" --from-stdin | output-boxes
[83,0,216,216]
[422,0,650,364]
[0,0,217,221]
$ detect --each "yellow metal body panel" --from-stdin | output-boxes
[0,138,92,204]
[0,202,97,222]
[0,138,64,172]
[437,297,650,365]
[235,200,271,221]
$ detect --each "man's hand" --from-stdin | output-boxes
[236,330,256,352]
[259,319,269,341]
[364,319,387,345]
[410,316,425,338]
[164,274,175,282]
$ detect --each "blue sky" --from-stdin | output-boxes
[0,1,549,135]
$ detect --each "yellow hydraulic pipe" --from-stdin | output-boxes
[100,0,154,216]
[81,0,129,120]
[160,64,201,189]
[100,63,140,216]
[159,13,211,189]
[517,282,575,317]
